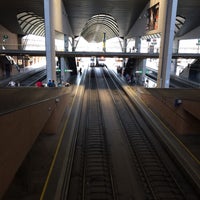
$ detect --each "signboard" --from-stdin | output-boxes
[2,34,8,42]
[146,3,159,31]
[196,39,200,46]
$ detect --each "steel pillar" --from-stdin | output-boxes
[44,0,56,82]
[157,0,178,88]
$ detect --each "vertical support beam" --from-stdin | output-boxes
[17,35,23,68]
[59,57,70,84]
[141,59,147,85]
[64,34,69,52]
[157,0,178,88]
[17,35,23,50]
[135,37,141,53]
[60,57,64,82]
[135,36,145,85]
[172,38,180,75]
[123,38,127,67]
[103,32,106,52]
[60,34,69,84]
[72,37,75,51]
[123,38,127,53]
[44,0,56,81]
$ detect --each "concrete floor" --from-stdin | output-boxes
[2,131,61,200]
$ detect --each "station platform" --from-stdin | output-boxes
[133,87,200,159]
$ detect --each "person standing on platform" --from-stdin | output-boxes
[51,80,56,87]
[8,80,16,87]
[36,81,44,87]
[47,80,52,87]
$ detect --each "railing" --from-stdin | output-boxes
[1,43,46,50]
[2,42,200,54]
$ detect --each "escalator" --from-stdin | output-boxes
[180,59,200,83]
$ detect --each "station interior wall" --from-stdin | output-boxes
[136,87,200,135]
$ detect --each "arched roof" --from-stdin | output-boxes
[81,14,119,43]
[17,12,45,37]
[0,0,200,42]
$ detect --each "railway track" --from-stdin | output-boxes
[43,67,199,199]
[102,68,199,199]
[63,68,116,199]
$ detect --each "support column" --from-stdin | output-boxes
[123,38,127,67]
[44,0,56,82]
[172,38,180,75]
[135,36,145,85]
[64,34,69,52]
[135,37,141,53]
[123,38,127,53]
[72,37,75,51]
[60,57,70,83]
[17,35,23,50]
[103,32,106,52]
[157,0,178,88]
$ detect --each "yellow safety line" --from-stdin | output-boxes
[134,88,200,165]
[40,87,78,200]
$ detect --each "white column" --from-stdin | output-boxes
[157,0,178,88]
[44,0,56,81]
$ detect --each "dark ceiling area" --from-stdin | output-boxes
[0,0,200,43]
[63,0,149,42]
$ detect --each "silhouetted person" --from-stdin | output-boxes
[79,67,82,75]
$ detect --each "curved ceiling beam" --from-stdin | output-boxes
[17,12,45,37]
[81,14,119,43]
